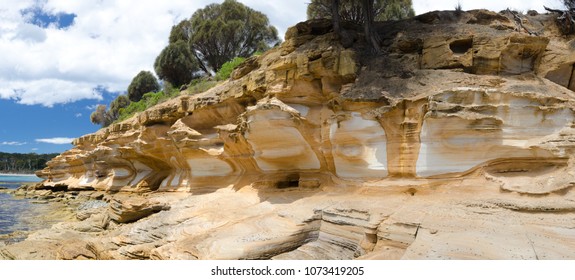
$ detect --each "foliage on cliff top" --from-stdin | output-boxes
[307,0,415,22]
[154,40,201,88]
[128,71,161,102]
[91,1,278,128]
[117,88,180,122]
[155,0,279,87]
[545,0,575,35]
[215,57,246,81]
[91,94,131,127]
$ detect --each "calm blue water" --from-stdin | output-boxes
[0,175,42,238]
[0,174,42,185]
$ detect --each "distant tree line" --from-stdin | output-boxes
[0,152,58,174]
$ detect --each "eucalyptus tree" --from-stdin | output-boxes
[157,0,280,83]
[127,71,160,102]
[307,0,415,22]
[154,40,201,87]
[90,104,112,127]
[309,0,415,51]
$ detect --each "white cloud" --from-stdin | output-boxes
[239,0,308,39]
[85,104,99,111]
[0,0,212,107]
[75,113,82,117]
[413,0,562,15]
[13,22,47,42]
[0,141,27,146]
[35,137,75,144]
[0,0,564,108]
[0,79,104,106]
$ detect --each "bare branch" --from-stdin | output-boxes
[506,8,538,36]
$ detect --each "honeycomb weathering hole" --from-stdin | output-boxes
[450,38,473,54]
[276,173,300,189]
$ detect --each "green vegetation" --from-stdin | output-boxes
[91,71,161,127]
[0,152,58,174]
[158,0,279,86]
[215,57,246,81]
[307,0,415,22]
[108,94,131,120]
[90,104,112,127]
[154,40,201,88]
[127,71,161,102]
[187,78,220,95]
[90,1,278,127]
[90,94,131,127]
[187,0,278,72]
[91,83,185,127]
[117,89,179,122]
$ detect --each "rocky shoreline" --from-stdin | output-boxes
[0,183,181,259]
[3,10,575,259]
[1,184,172,237]
[2,177,575,260]
[0,184,98,245]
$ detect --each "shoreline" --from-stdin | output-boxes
[0,173,39,177]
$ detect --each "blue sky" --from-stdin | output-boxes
[21,5,76,29]
[0,0,562,154]
[0,90,116,153]
[1,3,95,153]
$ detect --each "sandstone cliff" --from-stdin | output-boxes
[3,10,575,260]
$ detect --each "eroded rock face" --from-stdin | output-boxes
[6,10,575,260]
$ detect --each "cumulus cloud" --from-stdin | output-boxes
[35,137,75,144]
[0,0,206,107]
[413,0,562,15]
[13,22,47,42]
[239,0,307,39]
[0,79,104,106]
[1,0,561,108]
[1,0,303,107]
[0,141,27,146]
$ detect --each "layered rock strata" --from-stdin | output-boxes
[3,10,575,260]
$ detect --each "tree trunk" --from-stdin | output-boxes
[362,0,379,52]
[192,49,212,76]
[332,0,341,38]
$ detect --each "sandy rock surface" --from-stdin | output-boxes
[4,10,575,260]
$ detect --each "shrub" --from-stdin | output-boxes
[187,78,219,95]
[90,104,112,127]
[455,2,463,16]
[127,71,160,102]
[117,91,174,122]
[215,57,246,81]
[154,40,201,87]
[109,94,130,120]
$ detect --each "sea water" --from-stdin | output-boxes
[0,174,42,240]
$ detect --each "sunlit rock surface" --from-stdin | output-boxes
[4,10,575,260]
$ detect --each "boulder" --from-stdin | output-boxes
[108,197,170,224]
